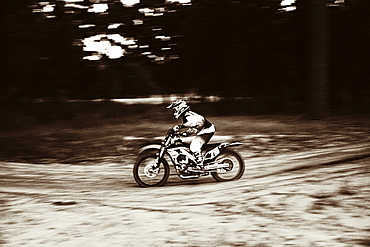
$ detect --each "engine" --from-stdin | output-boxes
[170,148,197,173]
[176,154,188,165]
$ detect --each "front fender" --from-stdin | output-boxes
[138,143,162,155]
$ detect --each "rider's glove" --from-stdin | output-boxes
[173,125,181,132]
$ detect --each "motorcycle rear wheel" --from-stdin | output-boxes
[133,154,170,187]
[211,149,245,182]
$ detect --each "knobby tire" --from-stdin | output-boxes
[211,149,245,182]
[133,154,170,187]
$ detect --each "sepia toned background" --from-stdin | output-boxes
[1,0,369,246]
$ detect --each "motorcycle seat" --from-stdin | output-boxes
[202,143,222,151]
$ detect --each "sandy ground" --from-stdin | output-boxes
[1,113,370,247]
[1,141,370,247]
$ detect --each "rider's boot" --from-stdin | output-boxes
[188,152,204,172]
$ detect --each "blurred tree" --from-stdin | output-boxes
[298,0,330,118]
[0,0,39,101]
[1,0,369,115]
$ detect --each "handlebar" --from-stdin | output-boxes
[167,127,175,136]
[166,127,185,137]
[162,127,185,147]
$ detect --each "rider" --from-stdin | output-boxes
[167,99,215,169]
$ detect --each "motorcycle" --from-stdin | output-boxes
[133,128,245,187]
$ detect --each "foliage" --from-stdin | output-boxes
[0,0,369,113]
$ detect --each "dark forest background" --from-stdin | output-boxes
[1,0,369,117]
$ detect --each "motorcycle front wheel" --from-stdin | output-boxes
[211,149,245,182]
[133,154,170,187]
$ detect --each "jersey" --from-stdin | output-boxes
[181,111,215,136]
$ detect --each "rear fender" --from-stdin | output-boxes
[223,142,243,149]
[217,142,243,151]
[204,142,243,162]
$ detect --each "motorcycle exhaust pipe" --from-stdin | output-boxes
[204,163,229,171]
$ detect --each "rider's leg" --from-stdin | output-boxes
[190,133,214,165]
[190,136,204,164]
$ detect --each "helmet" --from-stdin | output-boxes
[167,99,190,119]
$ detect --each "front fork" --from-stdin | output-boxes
[143,147,165,178]
[154,146,166,169]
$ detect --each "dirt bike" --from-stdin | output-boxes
[133,128,245,187]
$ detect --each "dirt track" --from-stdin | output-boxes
[1,144,370,247]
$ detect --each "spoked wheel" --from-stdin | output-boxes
[133,154,170,187]
[211,149,245,182]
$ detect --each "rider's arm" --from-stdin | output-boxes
[173,124,185,131]
[172,125,189,137]
[174,111,205,135]
[182,112,205,133]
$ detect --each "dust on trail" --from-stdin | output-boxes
[1,148,370,247]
